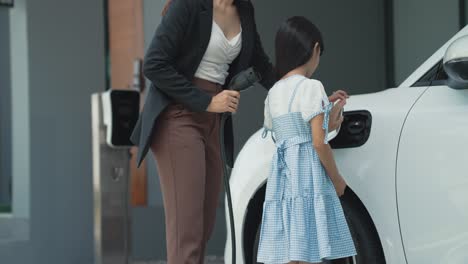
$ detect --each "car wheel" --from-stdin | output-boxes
[252,223,260,264]
[340,191,386,264]
[251,191,386,264]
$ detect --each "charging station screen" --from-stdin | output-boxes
[110,90,140,147]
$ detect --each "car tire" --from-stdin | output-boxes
[251,189,386,264]
[340,189,386,264]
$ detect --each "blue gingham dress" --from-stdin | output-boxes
[257,75,356,263]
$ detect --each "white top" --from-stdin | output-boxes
[194,21,242,85]
[264,75,329,130]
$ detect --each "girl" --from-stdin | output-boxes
[257,16,357,263]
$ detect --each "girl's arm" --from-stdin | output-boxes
[310,114,347,196]
[328,99,346,131]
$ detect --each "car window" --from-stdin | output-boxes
[412,62,439,87]
[432,61,449,85]
[412,60,448,87]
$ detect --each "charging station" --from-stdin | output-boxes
[91,90,140,264]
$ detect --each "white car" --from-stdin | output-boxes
[225,26,468,264]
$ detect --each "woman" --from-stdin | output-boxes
[130,0,276,262]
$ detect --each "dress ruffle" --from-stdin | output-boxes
[257,194,356,263]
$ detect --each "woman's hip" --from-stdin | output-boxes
[153,77,223,139]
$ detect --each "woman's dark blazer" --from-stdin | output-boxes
[130,0,276,167]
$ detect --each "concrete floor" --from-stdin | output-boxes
[133,256,224,264]
[133,257,346,264]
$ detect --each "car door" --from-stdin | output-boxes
[397,61,468,263]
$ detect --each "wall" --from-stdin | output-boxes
[0,0,106,263]
[27,0,105,261]
[393,0,460,84]
[0,7,12,208]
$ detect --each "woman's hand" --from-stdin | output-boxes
[329,90,349,103]
[206,90,241,113]
[331,173,347,197]
[329,99,346,131]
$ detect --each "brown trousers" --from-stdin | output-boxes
[150,78,223,264]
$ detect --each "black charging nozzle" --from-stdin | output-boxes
[222,67,261,264]
[228,67,262,92]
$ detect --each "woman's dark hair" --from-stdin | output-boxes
[275,16,325,78]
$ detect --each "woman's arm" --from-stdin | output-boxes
[248,3,277,90]
[311,114,347,196]
[143,0,212,112]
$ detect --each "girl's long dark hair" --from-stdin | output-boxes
[275,16,325,78]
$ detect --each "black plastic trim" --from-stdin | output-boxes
[412,60,440,87]
[330,110,372,149]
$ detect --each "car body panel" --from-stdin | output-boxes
[321,86,428,264]
[397,85,468,264]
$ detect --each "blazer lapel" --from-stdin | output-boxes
[199,0,213,54]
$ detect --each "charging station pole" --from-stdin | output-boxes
[91,93,132,264]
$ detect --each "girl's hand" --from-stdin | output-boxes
[331,174,347,197]
[329,99,346,131]
[207,90,241,113]
[329,90,349,103]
